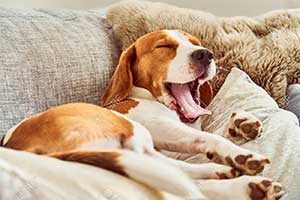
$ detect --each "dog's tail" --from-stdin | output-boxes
[48,149,204,199]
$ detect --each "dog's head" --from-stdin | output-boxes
[101,30,216,122]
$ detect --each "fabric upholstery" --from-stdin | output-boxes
[186,68,300,200]
[106,0,300,107]
[285,84,300,123]
[0,8,120,136]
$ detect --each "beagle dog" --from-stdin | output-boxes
[1,30,283,200]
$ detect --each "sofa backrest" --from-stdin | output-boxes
[0,8,120,136]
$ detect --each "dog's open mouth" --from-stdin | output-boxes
[166,76,211,123]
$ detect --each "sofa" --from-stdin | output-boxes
[0,2,300,200]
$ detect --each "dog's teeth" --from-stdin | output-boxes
[181,107,185,111]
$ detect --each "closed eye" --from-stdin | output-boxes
[156,44,176,49]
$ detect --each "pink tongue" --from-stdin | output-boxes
[170,83,211,119]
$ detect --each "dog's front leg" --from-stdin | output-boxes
[195,176,283,200]
[147,149,240,179]
[145,117,270,175]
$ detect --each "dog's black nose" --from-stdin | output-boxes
[191,49,213,66]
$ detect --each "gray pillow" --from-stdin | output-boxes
[285,84,300,123]
[0,8,120,136]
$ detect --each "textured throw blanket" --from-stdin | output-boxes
[189,68,300,200]
[107,0,300,107]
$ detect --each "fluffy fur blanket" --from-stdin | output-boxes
[107,0,300,107]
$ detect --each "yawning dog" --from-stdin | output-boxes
[1,30,283,200]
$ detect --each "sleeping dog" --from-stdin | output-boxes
[1,30,283,200]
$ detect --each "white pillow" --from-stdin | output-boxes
[187,68,300,199]
[0,148,181,200]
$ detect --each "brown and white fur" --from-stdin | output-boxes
[1,30,283,200]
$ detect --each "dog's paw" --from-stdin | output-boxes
[195,176,283,200]
[248,178,284,200]
[187,163,240,180]
[202,163,241,179]
[215,165,241,179]
[220,176,284,200]
[225,153,270,175]
[227,111,262,141]
[206,145,270,175]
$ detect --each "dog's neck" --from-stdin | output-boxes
[128,86,157,101]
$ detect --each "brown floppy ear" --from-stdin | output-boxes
[199,81,213,107]
[101,45,136,107]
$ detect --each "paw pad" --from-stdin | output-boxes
[216,168,240,179]
[234,118,247,128]
[206,150,270,175]
[248,180,283,200]
[225,154,270,175]
[228,111,263,141]
[235,154,252,164]
[206,152,223,163]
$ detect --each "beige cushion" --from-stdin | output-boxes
[0,8,120,136]
[187,68,300,199]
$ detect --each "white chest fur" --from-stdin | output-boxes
[126,86,202,130]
